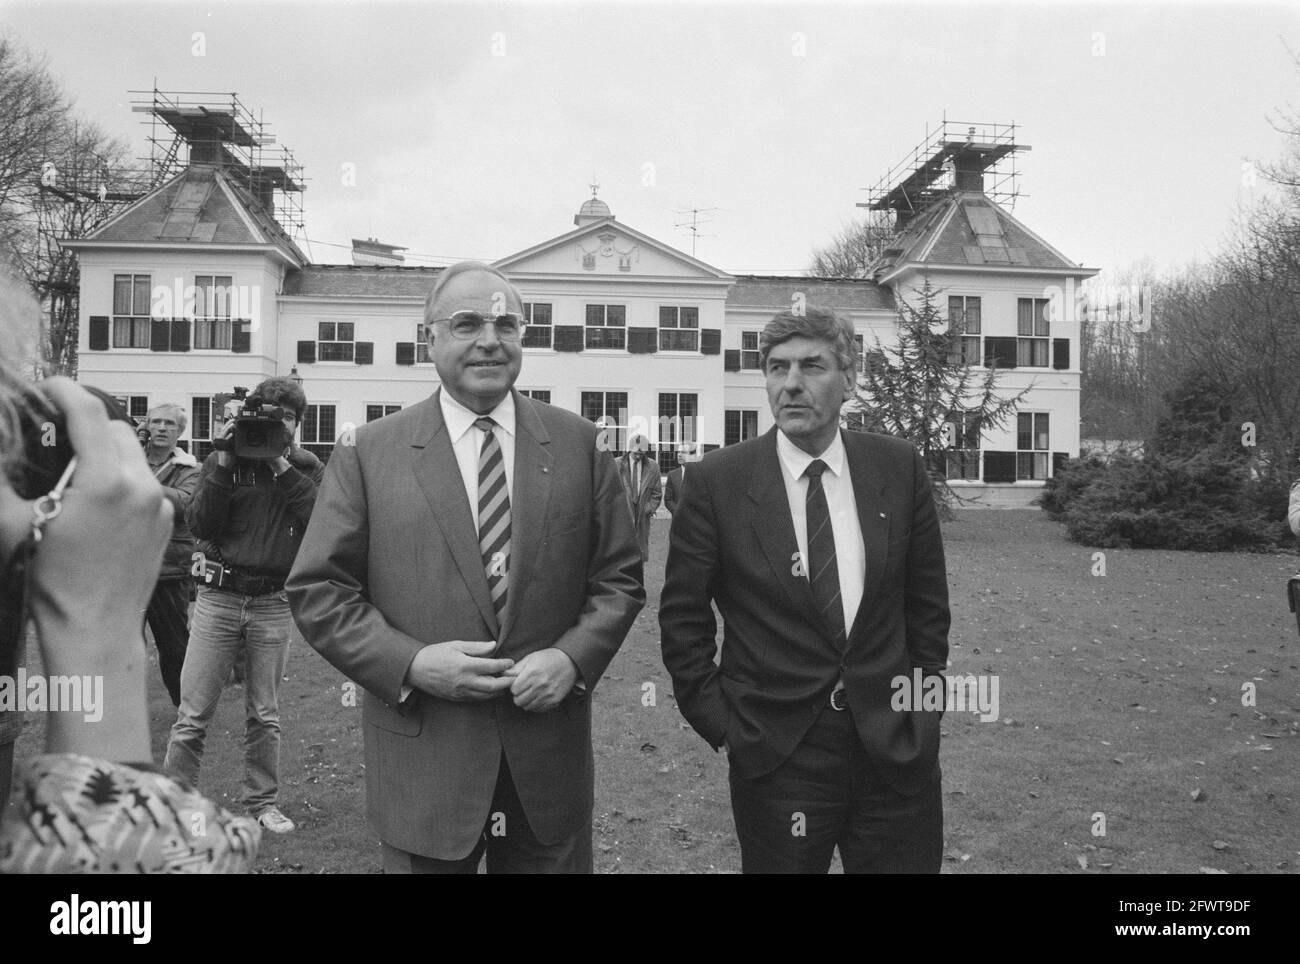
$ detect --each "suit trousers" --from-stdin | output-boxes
[381,751,593,874]
[728,704,943,874]
[145,578,191,706]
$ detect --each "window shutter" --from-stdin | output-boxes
[700,328,722,355]
[724,350,741,372]
[355,341,374,365]
[554,326,585,352]
[1052,338,1070,370]
[171,318,191,352]
[983,451,1017,483]
[151,318,171,352]
[231,320,251,354]
[88,316,109,351]
[395,342,415,366]
[984,337,1017,369]
[298,341,317,364]
[628,327,657,354]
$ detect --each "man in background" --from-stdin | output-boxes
[142,402,199,707]
[616,434,662,563]
[664,450,700,516]
[165,376,323,835]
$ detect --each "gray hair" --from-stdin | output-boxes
[146,402,188,434]
[759,306,858,373]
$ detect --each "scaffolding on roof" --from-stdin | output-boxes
[860,117,1029,220]
[128,87,307,242]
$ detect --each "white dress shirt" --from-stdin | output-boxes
[439,388,516,528]
[776,429,866,635]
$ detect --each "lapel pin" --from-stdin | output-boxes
[879,512,886,518]
[542,467,549,473]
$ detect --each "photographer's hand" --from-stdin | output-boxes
[0,377,170,761]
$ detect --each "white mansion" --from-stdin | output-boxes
[64,123,1095,505]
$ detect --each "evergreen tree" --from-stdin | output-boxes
[1046,364,1288,550]
[846,275,1029,516]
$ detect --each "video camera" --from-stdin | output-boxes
[212,387,293,461]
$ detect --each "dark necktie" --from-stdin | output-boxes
[804,459,845,648]
[475,417,510,620]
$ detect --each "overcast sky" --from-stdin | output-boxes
[3,0,1297,276]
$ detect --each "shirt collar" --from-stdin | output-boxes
[439,388,516,444]
[777,428,845,483]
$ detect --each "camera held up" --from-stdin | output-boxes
[14,385,135,500]
[212,387,292,461]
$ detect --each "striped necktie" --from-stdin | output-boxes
[804,459,845,649]
[475,416,510,620]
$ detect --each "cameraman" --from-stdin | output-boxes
[164,376,323,834]
[142,402,199,707]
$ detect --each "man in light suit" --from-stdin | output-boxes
[287,262,644,873]
[659,306,950,874]
[616,434,662,562]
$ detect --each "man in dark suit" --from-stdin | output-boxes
[660,306,950,874]
[287,262,644,873]
[663,459,687,515]
[615,434,662,562]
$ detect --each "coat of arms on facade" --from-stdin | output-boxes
[576,232,639,272]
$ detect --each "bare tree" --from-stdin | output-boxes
[0,37,67,275]
[0,34,139,376]
[1078,260,1166,441]
[809,211,897,278]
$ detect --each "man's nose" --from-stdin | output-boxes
[475,320,503,349]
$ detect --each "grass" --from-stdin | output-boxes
[13,509,1300,873]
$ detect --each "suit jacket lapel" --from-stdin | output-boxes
[499,391,552,642]
[845,430,889,647]
[410,389,500,638]
[748,429,833,647]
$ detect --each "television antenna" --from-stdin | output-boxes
[674,206,718,258]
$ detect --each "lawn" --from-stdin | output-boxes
[13,509,1300,873]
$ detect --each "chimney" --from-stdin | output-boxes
[954,152,984,193]
[250,173,276,214]
[351,238,407,266]
[186,118,234,167]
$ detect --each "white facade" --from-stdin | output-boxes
[65,181,1092,499]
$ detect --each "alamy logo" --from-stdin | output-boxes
[50,894,151,943]
[0,670,103,722]
[890,668,1000,722]
[150,280,261,327]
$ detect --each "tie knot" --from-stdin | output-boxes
[474,416,497,434]
[804,459,829,480]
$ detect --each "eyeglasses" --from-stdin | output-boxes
[435,311,527,341]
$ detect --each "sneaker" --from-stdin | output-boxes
[255,806,295,834]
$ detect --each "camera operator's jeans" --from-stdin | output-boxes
[164,586,292,814]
